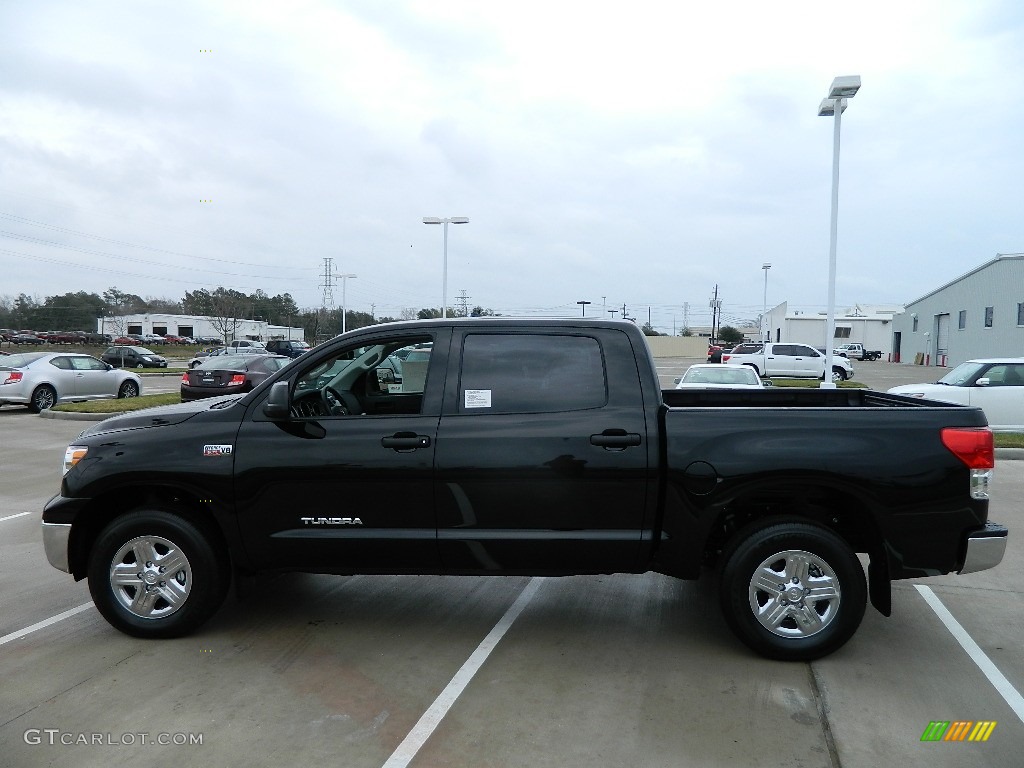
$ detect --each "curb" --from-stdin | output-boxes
[40,409,113,422]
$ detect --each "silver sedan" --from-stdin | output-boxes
[0,352,142,412]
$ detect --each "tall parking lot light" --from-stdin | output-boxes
[422,216,470,318]
[818,75,861,389]
[761,263,771,342]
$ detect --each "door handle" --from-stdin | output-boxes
[381,432,431,451]
[590,429,641,449]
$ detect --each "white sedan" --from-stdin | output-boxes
[0,352,142,412]
[675,363,770,389]
[888,358,1024,431]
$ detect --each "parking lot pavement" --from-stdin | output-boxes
[2,400,1021,767]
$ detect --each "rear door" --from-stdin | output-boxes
[434,327,652,573]
[790,344,824,377]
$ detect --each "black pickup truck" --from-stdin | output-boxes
[42,319,1007,660]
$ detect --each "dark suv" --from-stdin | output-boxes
[264,339,310,358]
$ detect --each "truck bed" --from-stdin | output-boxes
[662,387,965,409]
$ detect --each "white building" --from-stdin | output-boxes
[764,302,904,356]
[890,253,1024,367]
[97,313,305,343]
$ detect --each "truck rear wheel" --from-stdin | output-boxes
[719,521,866,660]
[87,509,229,638]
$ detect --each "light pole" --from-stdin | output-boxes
[339,273,356,333]
[818,75,861,388]
[577,300,591,317]
[422,216,470,318]
[761,262,771,342]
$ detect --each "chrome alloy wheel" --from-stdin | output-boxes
[109,535,193,620]
[748,549,841,638]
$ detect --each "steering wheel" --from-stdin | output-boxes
[323,387,350,416]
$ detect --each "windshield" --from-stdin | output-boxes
[936,362,985,386]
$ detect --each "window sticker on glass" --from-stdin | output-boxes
[465,389,492,408]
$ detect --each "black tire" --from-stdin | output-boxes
[719,521,866,661]
[136,362,145,369]
[87,509,230,638]
[29,384,57,413]
[832,367,846,382]
[118,380,140,399]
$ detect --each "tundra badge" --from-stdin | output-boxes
[300,517,363,525]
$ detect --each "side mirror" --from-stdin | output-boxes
[762,379,774,387]
[976,377,991,387]
[263,381,291,419]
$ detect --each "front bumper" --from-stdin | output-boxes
[959,523,1008,574]
[42,522,72,573]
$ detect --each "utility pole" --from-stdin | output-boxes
[456,290,471,318]
[709,285,721,344]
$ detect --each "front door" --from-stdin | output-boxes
[233,330,447,573]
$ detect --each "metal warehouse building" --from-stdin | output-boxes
[96,313,304,343]
[890,253,1024,367]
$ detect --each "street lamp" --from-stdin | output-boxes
[818,75,861,388]
[761,262,771,342]
[577,300,591,317]
[339,273,357,333]
[422,216,470,318]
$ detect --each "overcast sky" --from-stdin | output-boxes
[2,0,1022,333]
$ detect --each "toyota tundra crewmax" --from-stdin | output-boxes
[42,318,1008,661]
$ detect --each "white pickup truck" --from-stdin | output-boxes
[723,342,855,382]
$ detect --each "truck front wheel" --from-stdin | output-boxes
[719,521,866,661]
[87,509,229,638]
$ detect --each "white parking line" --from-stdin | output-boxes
[916,585,1024,723]
[381,577,543,768]
[0,603,93,647]
[0,512,31,523]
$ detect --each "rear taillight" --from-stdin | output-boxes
[229,375,246,385]
[721,355,730,363]
[181,373,189,383]
[942,427,994,500]
[2,371,23,385]
[942,428,994,469]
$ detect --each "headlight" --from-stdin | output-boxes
[63,445,88,475]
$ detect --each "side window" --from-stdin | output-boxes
[772,345,794,356]
[291,335,433,417]
[986,365,1024,386]
[792,345,816,357]
[459,334,606,415]
[71,357,106,371]
[49,357,73,370]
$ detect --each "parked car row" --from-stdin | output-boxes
[0,352,142,412]
[0,329,112,345]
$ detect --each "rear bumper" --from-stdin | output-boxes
[959,523,1008,574]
